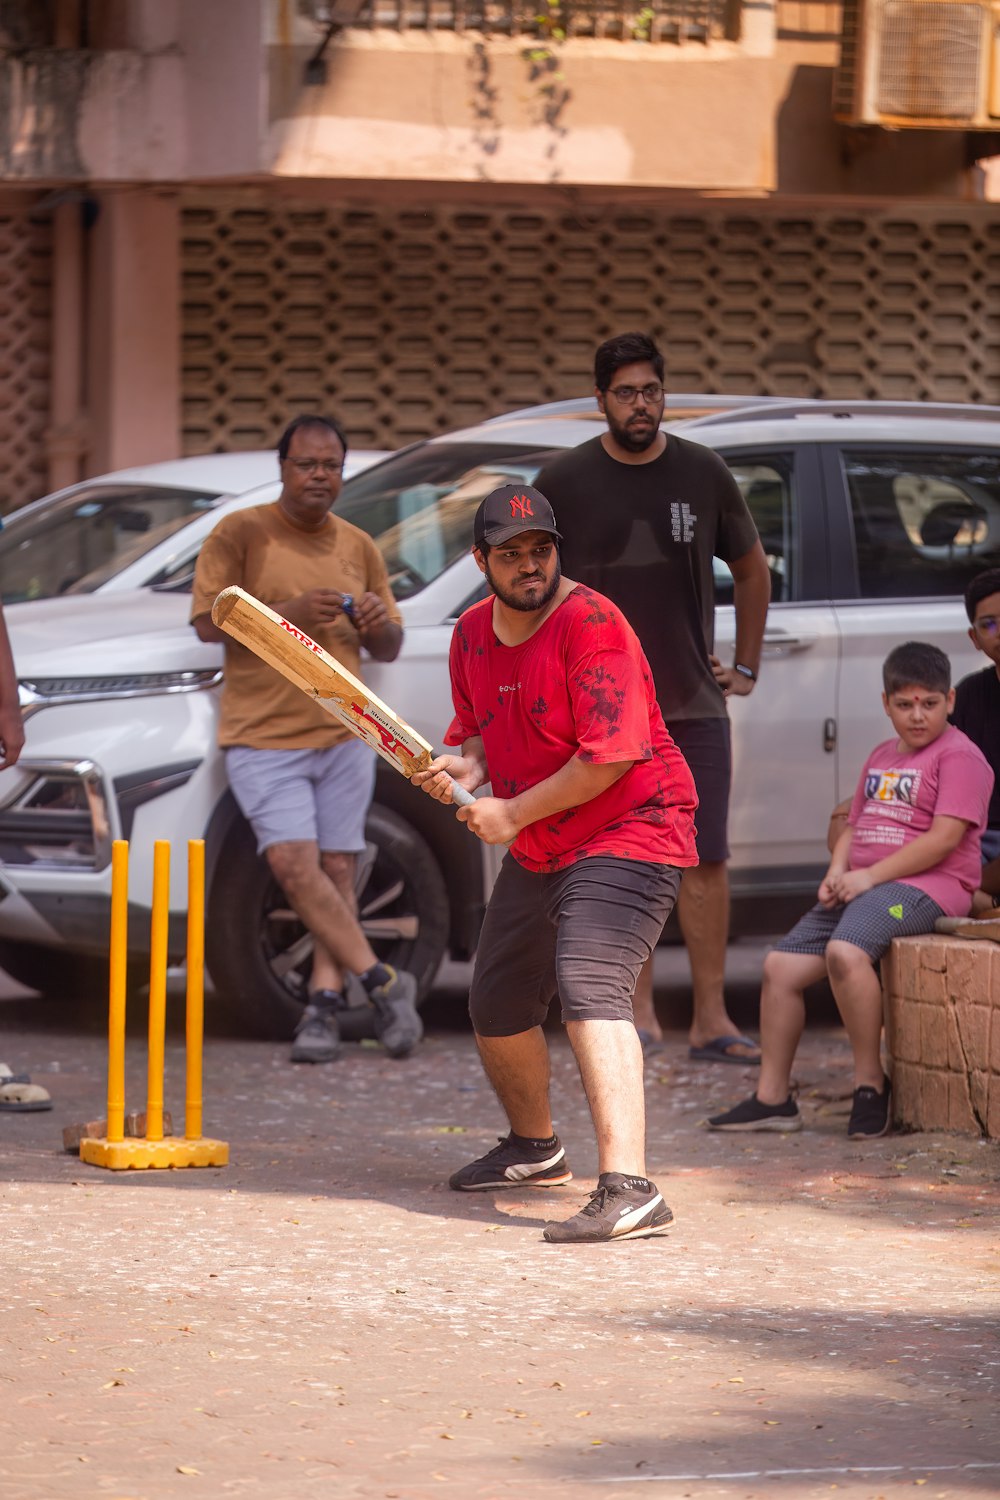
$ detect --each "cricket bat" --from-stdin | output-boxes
[211,586,475,807]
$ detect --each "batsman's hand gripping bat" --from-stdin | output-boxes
[211,586,476,807]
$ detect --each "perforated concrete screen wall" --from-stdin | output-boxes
[0,198,51,514]
[180,194,1000,455]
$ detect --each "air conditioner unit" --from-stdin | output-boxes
[834,0,1000,128]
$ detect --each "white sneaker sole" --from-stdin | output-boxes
[707,1115,802,1132]
[455,1171,574,1192]
[609,1211,675,1241]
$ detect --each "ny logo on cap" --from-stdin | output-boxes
[509,493,534,521]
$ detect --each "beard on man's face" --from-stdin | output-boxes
[484,554,562,613]
[605,405,663,453]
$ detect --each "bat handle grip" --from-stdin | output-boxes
[448,779,476,808]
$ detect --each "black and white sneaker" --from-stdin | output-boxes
[847,1076,891,1139]
[367,966,423,1058]
[290,999,341,1064]
[543,1173,673,1244]
[449,1134,572,1192]
[707,1093,802,1132]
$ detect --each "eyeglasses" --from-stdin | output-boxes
[285,458,344,476]
[607,383,664,406]
[974,615,1000,637]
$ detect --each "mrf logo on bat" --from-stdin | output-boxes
[276,615,414,758]
[279,618,324,656]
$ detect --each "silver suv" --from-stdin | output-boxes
[1,399,997,1035]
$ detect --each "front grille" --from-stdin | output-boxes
[19,669,222,702]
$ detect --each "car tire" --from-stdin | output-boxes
[206,802,450,1040]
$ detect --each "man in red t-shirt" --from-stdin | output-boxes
[414,483,698,1244]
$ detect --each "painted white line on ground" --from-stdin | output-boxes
[595,1462,1000,1483]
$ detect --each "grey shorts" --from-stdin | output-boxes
[469,854,681,1036]
[225,741,377,855]
[775,881,944,964]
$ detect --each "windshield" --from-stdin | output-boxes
[336,442,562,598]
[0,485,222,601]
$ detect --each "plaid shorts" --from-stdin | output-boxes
[775,880,944,964]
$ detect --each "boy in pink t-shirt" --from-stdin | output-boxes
[709,641,993,1141]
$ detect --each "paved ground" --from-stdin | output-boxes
[1,955,999,1500]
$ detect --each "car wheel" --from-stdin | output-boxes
[207,803,450,1040]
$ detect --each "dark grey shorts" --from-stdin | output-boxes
[469,854,681,1037]
[665,716,731,864]
[775,881,945,964]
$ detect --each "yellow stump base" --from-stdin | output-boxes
[79,1136,230,1170]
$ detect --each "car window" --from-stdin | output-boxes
[335,442,563,599]
[842,448,1000,598]
[0,485,221,602]
[713,453,796,604]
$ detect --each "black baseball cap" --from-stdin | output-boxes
[473,483,562,548]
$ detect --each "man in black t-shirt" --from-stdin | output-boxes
[536,332,772,1064]
[952,567,1000,908]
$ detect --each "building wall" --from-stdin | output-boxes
[180,187,1000,454]
[0,194,50,514]
[264,30,972,198]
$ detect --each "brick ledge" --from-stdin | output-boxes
[883,934,1000,1138]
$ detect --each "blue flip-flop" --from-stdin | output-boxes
[688,1034,761,1065]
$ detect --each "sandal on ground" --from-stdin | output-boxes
[688,1034,761,1065]
[0,1080,52,1112]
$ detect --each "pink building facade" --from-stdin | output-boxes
[1,0,998,508]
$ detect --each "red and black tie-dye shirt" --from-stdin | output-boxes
[444,585,699,874]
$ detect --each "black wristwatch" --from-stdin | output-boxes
[733,662,757,682]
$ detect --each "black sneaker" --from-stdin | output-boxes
[848,1076,891,1139]
[449,1134,572,1192]
[290,998,341,1064]
[543,1172,673,1244]
[707,1093,802,1132]
[366,966,423,1058]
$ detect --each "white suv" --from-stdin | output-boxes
[1,403,997,1036]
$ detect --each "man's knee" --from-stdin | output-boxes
[265,840,319,892]
[320,850,357,906]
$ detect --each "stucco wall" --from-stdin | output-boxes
[265,33,972,197]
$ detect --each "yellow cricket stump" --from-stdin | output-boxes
[80,838,229,1170]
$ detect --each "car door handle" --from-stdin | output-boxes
[760,631,818,654]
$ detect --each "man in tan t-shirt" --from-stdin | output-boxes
[191,414,421,1064]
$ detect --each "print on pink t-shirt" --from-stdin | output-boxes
[848,725,993,917]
